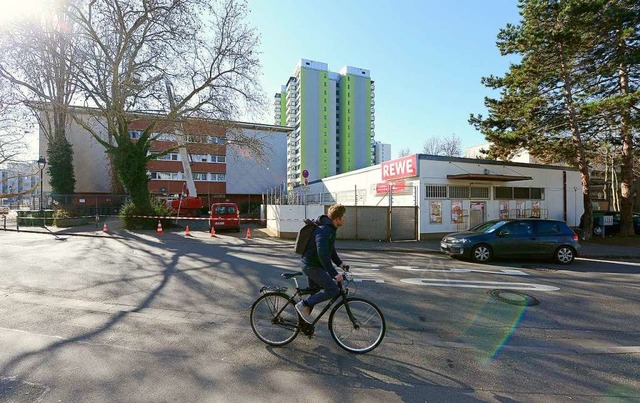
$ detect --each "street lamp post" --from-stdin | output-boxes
[37,156,47,225]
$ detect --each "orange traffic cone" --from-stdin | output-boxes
[245,227,252,239]
[210,226,216,237]
[156,220,164,235]
[185,225,191,236]
[102,223,108,233]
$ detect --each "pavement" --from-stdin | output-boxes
[3,215,640,259]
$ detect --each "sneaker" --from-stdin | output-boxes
[295,301,313,324]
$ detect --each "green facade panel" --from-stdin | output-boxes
[319,72,329,178]
[280,91,286,127]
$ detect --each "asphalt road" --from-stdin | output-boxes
[0,230,638,402]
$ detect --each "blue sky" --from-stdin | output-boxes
[246,0,522,158]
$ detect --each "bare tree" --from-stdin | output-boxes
[0,1,78,196]
[398,147,412,157]
[0,77,33,164]
[0,80,40,199]
[60,0,265,214]
[422,137,440,155]
[422,134,461,157]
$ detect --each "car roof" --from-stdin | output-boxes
[487,218,564,222]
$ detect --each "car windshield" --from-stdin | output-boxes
[214,206,236,214]
[469,220,508,233]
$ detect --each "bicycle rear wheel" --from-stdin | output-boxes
[250,292,299,346]
[328,297,385,353]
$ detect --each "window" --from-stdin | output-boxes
[495,187,513,199]
[514,187,530,199]
[449,186,469,199]
[191,154,208,162]
[530,188,544,199]
[502,221,534,236]
[495,186,544,200]
[470,187,490,199]
[538,221,562,235]
[151,152,178,161]
[426,185,447,199]
[150,171,180,180]
[192,172,207,181]
[128,130,142,139]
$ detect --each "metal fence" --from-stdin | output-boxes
[263,185,418,208]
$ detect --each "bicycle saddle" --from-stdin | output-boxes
[281,272,304,279]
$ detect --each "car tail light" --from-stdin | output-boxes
[573,234,578,241]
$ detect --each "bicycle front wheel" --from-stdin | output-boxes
[250,292,299,346]
[328,297,385,353]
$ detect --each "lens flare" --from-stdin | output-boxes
[458,295,529,365]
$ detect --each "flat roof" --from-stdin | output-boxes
[418,153,577,172]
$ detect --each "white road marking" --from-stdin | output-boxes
[577,257,640,266]
[391,267,529,276]
[400,278,559,292]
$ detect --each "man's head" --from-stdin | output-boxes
[328,204,346,227]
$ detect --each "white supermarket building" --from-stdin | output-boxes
[290,154,584,240]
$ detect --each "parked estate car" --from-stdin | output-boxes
[580,211,640,236]
[440,218,580,264]
[209,203,240,232]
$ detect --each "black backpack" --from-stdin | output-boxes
[294,219,318,255]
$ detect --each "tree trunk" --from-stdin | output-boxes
[559,47,592,239]
[618,62,634,236]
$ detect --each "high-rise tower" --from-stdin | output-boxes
[275,59,375,188]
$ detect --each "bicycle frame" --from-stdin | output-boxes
[271,272,357,328]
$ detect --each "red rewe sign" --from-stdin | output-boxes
[381,155,418,180]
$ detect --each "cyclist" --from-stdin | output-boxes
[295,204,348,323]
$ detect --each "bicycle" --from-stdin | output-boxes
[250,267,386,354]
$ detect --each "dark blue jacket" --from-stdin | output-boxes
[301,215,343,277]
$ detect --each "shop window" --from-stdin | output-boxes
[449,186,469,199]
[514,187,530,199]
[426,185,447,199]
[494,186,513,199]
[470,187,490,199]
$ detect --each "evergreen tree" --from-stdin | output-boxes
[579,0,640,235]
[470,0,603,239]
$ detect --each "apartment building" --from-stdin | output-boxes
[373,141,391,164]
[275,59,375,188]
[38,106,290,206]
[0,162,38,205]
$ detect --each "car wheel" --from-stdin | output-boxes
[471,244,492,263]
[593,226,603,236]
[554,246,575,264]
